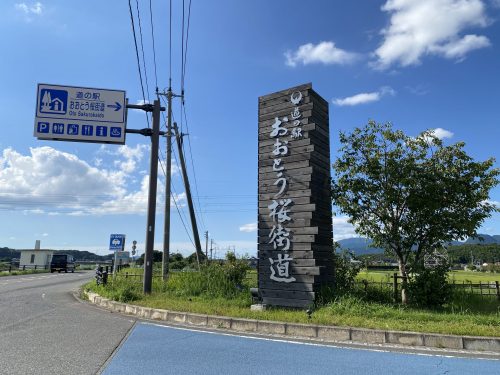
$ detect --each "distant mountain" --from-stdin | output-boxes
[464,234,499,245]
[0,247,19,260]
[337,238,383,255]
[337,233,500,256]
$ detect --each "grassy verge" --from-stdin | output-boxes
[83,268,500,338]
[0,269,49,277]
[357,270,500,283]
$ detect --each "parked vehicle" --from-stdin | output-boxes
[50,254,75,273]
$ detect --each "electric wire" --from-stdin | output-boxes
[158,152,196,247]
[169,0,172,84]
[128,0,150,128]
[148,0,159,91]
[182,0,192,96]
[135,0,151,101]
[181,106,207,231]
[160,95,206,233]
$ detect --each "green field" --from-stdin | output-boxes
[357,270,500,283]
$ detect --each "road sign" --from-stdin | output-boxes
[34,83,127,144]
[109,234,126,251]
[116,251,130,260]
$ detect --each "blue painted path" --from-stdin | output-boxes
[103,323,500,374]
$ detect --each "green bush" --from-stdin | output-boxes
[333,250,361,295]
[407,263,453,308]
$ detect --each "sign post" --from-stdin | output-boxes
[34,84,126,144]
[109,234,126,276]
[34,83,165,294]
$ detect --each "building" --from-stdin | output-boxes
[19,249,54,269]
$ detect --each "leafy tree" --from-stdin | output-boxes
[331,121,499,303]
[136,250,163,265]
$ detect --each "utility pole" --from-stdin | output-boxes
[205,231,209,259]
[173,122,204,266]
[125,99,165,294]
[210,239,214,260]
[158,84,183,280]
[162,85,173,281]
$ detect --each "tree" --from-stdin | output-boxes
[331,121,499,303]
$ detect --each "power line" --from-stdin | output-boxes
[148,0,159,91]
[135,0,151,101]
[182,0,192,95]
[181,106,207,231]
[158,151,196,247]
[127,0,150,128]
[169,0,172,84]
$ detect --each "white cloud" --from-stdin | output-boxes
[15,2,43,22]
[285,41,359,67]
[429,34,490,59]
[239,222,257,233]
[333,86,396,106]
[0,146,175,216]
[42,233,49,237]
[373,0,491,69]
[332,216,358,241]
[431,127,454,139]
[15,2,43,15]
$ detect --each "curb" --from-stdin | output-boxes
[83,291,500,353]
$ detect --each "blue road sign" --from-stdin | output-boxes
[82,125,93,136]
[96,126,107,137]
[110,127,122,138]
[52,123,64,134]
[109,234,126,251]
[67,124,79,135]
[34,83,127,145]
[37,122,49,133]
[39,89,68,115]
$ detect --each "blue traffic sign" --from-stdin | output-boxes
[109,234,126,251]
[34,83,126,145]
[39,89,68,115]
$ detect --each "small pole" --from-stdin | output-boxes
[205,231,209,259]
[495,281,499,301]
[393,273,398,303]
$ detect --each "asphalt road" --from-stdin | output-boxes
[0,272,135,375]
[103,323,500,375]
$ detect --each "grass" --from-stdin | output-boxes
[0,269,49,277]
[84,266,500,338]
[357,270,500,283]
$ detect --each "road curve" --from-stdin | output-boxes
[0,272,135,375]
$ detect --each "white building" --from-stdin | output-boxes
[19,249,54,270]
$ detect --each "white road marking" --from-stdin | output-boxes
[142,322,500,362]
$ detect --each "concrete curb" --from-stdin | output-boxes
[83,291,500,353]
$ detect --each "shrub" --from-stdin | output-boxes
[407,263,452,308]
[333,250,361,295]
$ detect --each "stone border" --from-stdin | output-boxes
[84,291,500,353]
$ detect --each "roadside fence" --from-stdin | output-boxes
[357,273,500,302]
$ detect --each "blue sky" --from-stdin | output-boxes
[1,0,500,256]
